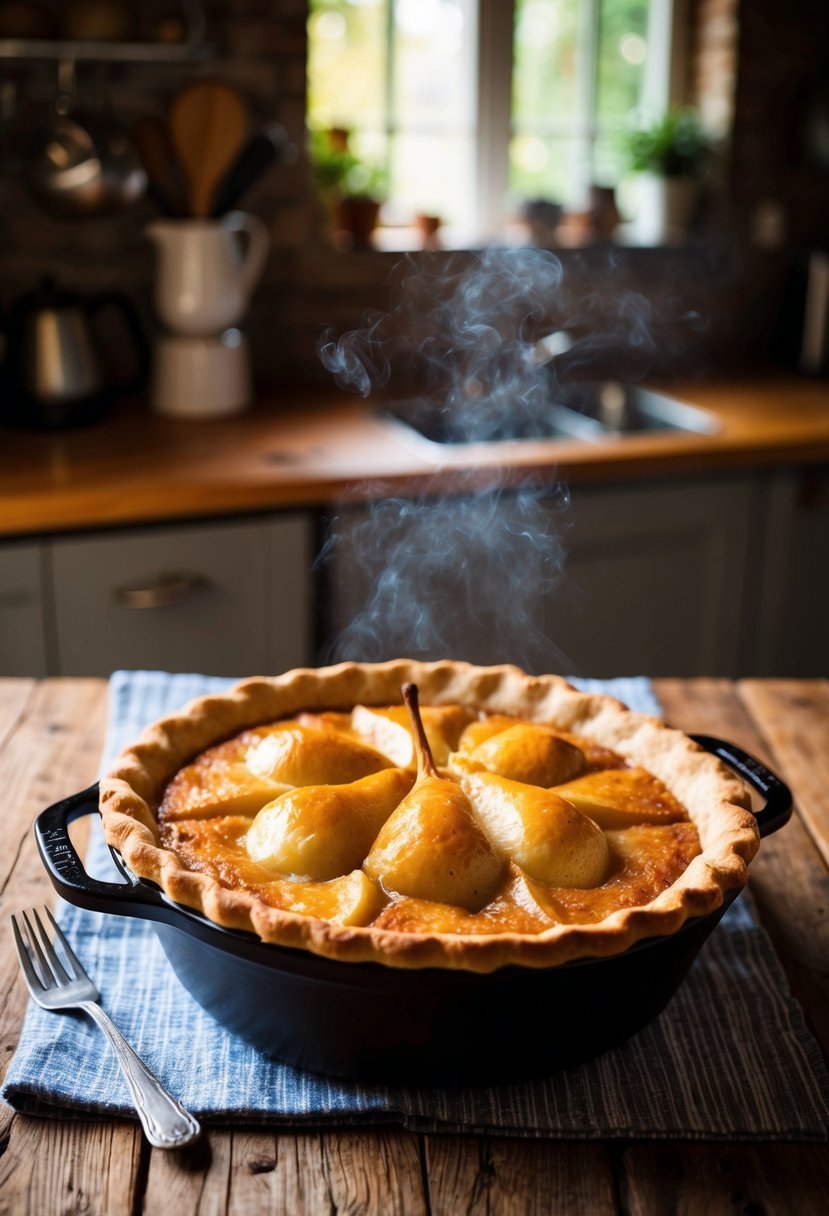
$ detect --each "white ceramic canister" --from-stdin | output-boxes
[151,329,252,419]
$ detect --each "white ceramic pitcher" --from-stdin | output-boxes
[146,211,269,337]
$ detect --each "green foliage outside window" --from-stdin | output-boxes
[623,108,711,178]
[511,0,651,205]
[309,129,388,202]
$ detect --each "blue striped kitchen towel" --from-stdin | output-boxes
[3,670,828,1139]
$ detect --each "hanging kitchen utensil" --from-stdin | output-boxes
[25,106,148,218]
[132,115,188,217]
[169,82,248,218]
[208,123,289,217]
[24,61,147,219]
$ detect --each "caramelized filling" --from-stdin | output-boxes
[157,703,701,936]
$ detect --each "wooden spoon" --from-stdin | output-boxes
[132,116,187,216]
[169,83,248,218]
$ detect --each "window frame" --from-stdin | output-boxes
[308,0,689,246]
[476,0,688,238]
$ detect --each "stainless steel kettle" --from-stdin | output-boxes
[0,278,149,429]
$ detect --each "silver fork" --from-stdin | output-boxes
[11,907,201,1149]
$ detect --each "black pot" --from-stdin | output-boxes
[35,735,791,1085]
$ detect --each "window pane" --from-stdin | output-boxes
[512,0,582,129]
[391,0,474,224]
[510,0,590,208]
[594,1,650,187]
[510,0,653,209]
[389,131,475,225]
[595,0,650,125]
[393,0,473,127]
[509,136,586,208]
[309,0,475,231]
[307,0,388,134]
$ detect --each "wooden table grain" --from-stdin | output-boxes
[0,678,827,1215]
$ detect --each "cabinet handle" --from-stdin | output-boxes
[113,573,210,610]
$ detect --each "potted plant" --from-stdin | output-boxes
[623,108,711,243]
[309,128,386,249]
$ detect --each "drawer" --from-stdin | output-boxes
[50,516,312,678]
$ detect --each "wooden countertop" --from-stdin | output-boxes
[0,677,827,1210]
[2,374,829,538]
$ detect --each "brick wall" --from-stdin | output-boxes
[0,0,823,396]
[728,0,829,248]
[692,0,739,139]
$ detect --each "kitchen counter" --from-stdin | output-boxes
[1,373,829,538]
[0,676,827,1210]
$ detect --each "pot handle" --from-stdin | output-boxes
[35,783,169,917]
[690,734,792,837]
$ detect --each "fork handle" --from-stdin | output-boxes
[79,1001,201,1149]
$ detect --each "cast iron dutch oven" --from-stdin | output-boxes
[35,735,791,1086]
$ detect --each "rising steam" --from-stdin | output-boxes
[319,248,570,443]
[319,474,574,673]
[317,246,652,671]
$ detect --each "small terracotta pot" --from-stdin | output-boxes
[335,196,381,250]
[415,213,442,249]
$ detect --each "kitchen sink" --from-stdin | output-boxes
[382,382,721,448]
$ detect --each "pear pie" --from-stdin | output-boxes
[99,661,759,972]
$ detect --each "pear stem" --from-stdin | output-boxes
[401,682,438,780]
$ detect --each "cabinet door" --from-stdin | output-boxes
[755,468,829,676]
[324,477,755,678]
[548,478,756,677]
[51,515,312,678]
[267,513,315,673]
[0,541,48,676]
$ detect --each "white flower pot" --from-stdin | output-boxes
[632,175,699,245]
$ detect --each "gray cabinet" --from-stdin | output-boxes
[50,515,313,678]
[0,541,48,676]
[0,466,823,679]
[325,475,758,677]
[755,468,829,676]
[545,478,757,677]
[0,513,314,679]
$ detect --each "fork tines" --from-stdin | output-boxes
[12,907,85,991]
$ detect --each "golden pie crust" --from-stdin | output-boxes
[99,661,759,972]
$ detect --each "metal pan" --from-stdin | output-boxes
[35,735,791,1085]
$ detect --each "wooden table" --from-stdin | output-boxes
[0,678,827,1214]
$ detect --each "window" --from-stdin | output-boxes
[307,0,683,245]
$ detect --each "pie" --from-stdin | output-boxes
[99,661,759,972]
